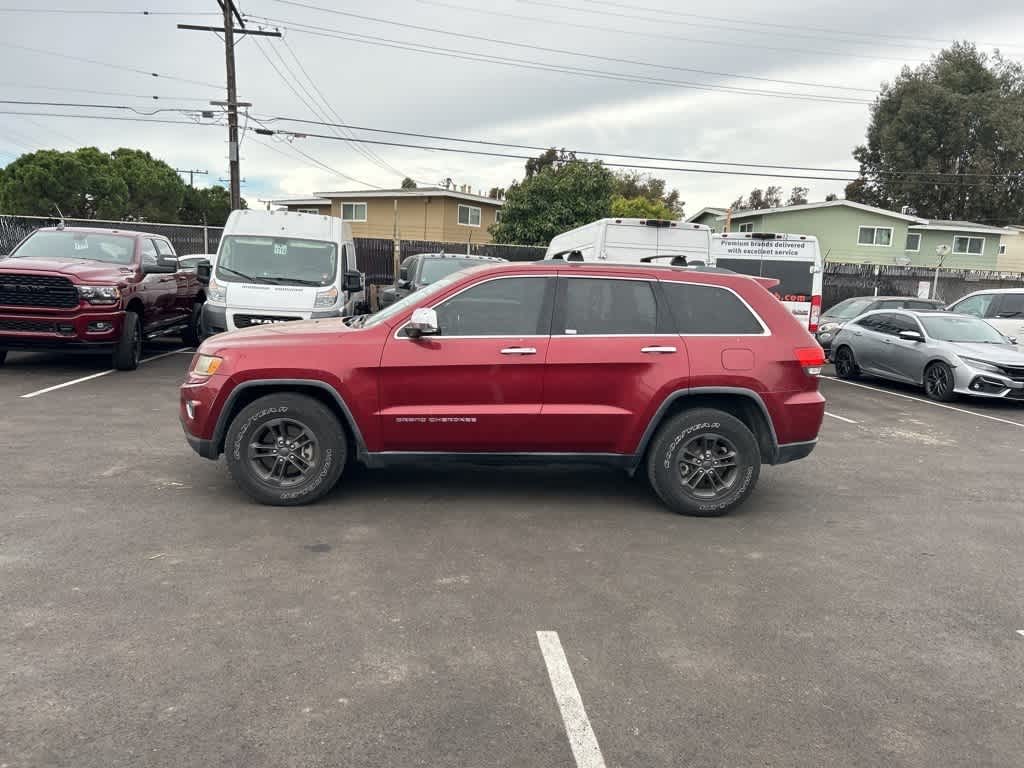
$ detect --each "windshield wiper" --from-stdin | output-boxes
[217,265,262,282]
[263,276,322,286]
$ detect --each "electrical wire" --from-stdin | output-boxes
[0,7,220,14]
[0,99,206,116]
[0,81,216,102]
[248,134,382,188]
[0,110,218,127]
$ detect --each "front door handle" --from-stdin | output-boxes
[641,346,677,354]
[500,346,537,355]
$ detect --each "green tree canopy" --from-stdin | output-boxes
[179,184,238,226]
[845,42,1024,225]
[400,177,417,189]
[614,170,683,216]
[610,194,677,219]
[109,148,185,221]
[730,185,784,211]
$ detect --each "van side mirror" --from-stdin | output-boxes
[343,270,363,293]
[196,260,212,285]
[898,330,923,342]
[406,307,439,339]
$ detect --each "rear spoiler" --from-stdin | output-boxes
[753,276,780,290]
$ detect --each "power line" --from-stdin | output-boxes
[251,18,874,106]
[0,99,204,116]
[573,0,1024,52]
[0,81,214,102]
[0,7,221,14]
[264,1,878,94]
[248,134,381,188]
[0,110,217,127]
[0,40,223,89]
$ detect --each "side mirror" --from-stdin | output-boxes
[398,266,409,282]
[398,279,412,290]
[142,255,177,275]
[343,270,364,293]
[898,330,923,342]
[406,307,439,339]
[1008,336,1018,345]
[196,260,212,285]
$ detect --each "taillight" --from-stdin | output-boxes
[795,346,825,376]
[808,295,822,333]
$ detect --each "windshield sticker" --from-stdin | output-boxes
[73,240,89,251]
[273,242,288,256]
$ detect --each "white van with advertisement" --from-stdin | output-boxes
[198,209,364,335]
[709,232,824,332]
[545,218,711,265]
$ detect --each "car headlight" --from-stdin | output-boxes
[207,277,226,305]
[818,322,842,333]
[314,286,339,308]
[77,285,121,305]
[191,354,223,377]
[959,357,1002,374]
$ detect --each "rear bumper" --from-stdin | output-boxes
[0,306,124,349]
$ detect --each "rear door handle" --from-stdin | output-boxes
[641,346,677,354]
[500,346,537,355]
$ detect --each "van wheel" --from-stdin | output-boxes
[182,301,204,346]
[646,408,760,517]
[224,393,347,506]
[112,311,142,371]
[833,346,860,380]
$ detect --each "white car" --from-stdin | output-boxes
[946,289,1024,343]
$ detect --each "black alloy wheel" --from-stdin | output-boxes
[924,362,956,402]
[247,417,321,488]
[834,346,859,379]
[676,433,740,500]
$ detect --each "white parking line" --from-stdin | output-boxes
[536,631,607,768]
[822,376,1024,429]
[824,411,858,424]
[20,347,192,399]
[1017,630,1024,638]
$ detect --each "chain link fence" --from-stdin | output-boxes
[0,215,222,256]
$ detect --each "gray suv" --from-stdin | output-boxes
[831,309,1024,401]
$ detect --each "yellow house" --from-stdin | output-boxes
[263,187,504,244]
[998,226,1024,271]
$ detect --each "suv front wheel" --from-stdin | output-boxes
[646,408,761,517]
[224,393,347,505]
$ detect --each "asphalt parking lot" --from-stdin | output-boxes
[1,346,1022,768]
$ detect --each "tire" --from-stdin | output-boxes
[112,311,142,371]
[224,393,347,506]
[646,408,761,517]
[182,301,204,347]
[833,346,860,380]
[924,361,956,402]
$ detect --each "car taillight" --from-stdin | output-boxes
[808,295,822,332]
[795,346,825,376]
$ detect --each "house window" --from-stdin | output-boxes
[905,232,921,252]
[952,236,985,255]
[857,226,893,246]
[341,202,367,222]
[458,204,481,227]
[737,222,754,233]
[296,208,319,214]
[998,243,1007,256]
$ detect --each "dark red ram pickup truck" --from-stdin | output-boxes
[0,226,206,370]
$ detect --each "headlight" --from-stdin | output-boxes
[818,322,842,333]
[314,286,339,308]
[77,285,120,305]
[191,354,223,377]
[959,357,1002,374]
[207,277,227,306]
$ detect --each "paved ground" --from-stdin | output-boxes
[1,346,1022,768]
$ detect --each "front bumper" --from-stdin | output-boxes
[201,304,340,335]
[0,306,124,349]
[955,367,1024,400]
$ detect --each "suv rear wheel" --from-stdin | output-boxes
[224,393,347,506]
[646,408,761,517]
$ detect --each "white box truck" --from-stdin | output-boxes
[545,218,711,265]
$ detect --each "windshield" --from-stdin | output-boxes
[215,235,337,287]
[361,270,468,328]
[11,230,135,264]
[921,315,1008,343]
[420,258,493,285]
[825,298,876,319]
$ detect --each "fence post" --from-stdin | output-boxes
[203,225,209,253]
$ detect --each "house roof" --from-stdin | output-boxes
[683,206,727,223]
[908,220,1008,235]
[313,187,503,206]
[728,199,922,222]
[260,196,331,206]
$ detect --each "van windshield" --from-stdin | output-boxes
[215,236,337,287]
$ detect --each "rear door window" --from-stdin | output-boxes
[660,281,764,335]
[559,277,659,335]
[951,293,995,318]
[994,293,1024,319]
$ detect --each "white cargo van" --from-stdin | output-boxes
[709,232,824,332]
[545,218,711,265]
[199,209,364,334]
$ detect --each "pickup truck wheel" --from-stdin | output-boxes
[112,311,142,371]
[646,408,760,517]
[182,301,204,346]
[225,393,347,506]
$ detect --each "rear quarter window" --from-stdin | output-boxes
[661,281,765,334]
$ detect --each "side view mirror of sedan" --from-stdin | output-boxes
[898,330,924,342]
[406,307,439,339]
[1008,336,1018,345]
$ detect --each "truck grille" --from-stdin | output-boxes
[0,319,56,333]
[0,274,78,308]
[233,314,301,328]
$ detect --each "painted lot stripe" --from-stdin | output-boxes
[1017,630,1024,637]
[824,411,858,424]
[537,631,607,768]
[822,376,1024,429]
[20,347,192,399]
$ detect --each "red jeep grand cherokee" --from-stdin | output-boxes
[181,261,825,516]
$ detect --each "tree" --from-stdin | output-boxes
[109,148,184,221]
[610,195,677,220]
[825,192,840,202]
[731,185,783,211]
[613,170,684,216]
[179,184,238,226]
[845,43,1024,225]
[400,177,417,189]
[490,157,617,245]
[787,186,809,206]
[525,147,577,178]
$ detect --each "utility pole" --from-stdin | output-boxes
[178,2,279,210]
[175,168,208,187]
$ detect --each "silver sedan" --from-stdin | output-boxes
[830,309,1024,402]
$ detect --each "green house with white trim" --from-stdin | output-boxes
[684,200,1009,270]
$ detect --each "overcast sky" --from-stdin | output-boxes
[1,0,1023,215]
